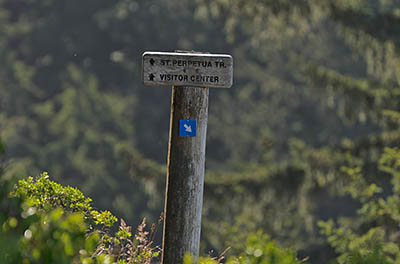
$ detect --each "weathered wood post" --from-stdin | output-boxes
[142,51,233,264]
[162,85,208,263]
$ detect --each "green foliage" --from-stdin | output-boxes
[198,1,400,262]
[95,217,161,264]
[2,171,161,264]
[1,205,102,264]
[346,247,391,264]
[231,232,307,264]
[16,208,102,264]
[185,232,307,264]
[11,172,117,229]
[3,0,400,263]
[319,147,400,263]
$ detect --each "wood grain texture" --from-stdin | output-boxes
[143,52,233,88]
[162,86,209,264]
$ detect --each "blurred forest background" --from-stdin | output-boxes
[2,0,400,263]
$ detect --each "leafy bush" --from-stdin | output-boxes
[3,170,307,264]
[11,172,117,229]
[3,141,396,264]
[184,231,308,264]
[1,171,161,263]
[319,147,400,264]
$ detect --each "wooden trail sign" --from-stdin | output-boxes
[141,51,233,264]
[142,51,233,88]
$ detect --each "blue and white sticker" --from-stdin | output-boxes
[179,120,196,137]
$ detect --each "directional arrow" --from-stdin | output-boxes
[150,58,155,65]
[183,124,192,133]
[149,73,155,81]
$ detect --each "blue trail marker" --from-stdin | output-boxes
[179,120,196,137]
[141,51,233,264]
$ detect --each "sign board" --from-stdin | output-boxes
[142,51,233,88]
[179,120,196,137]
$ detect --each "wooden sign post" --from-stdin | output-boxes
[142,51,233,264]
